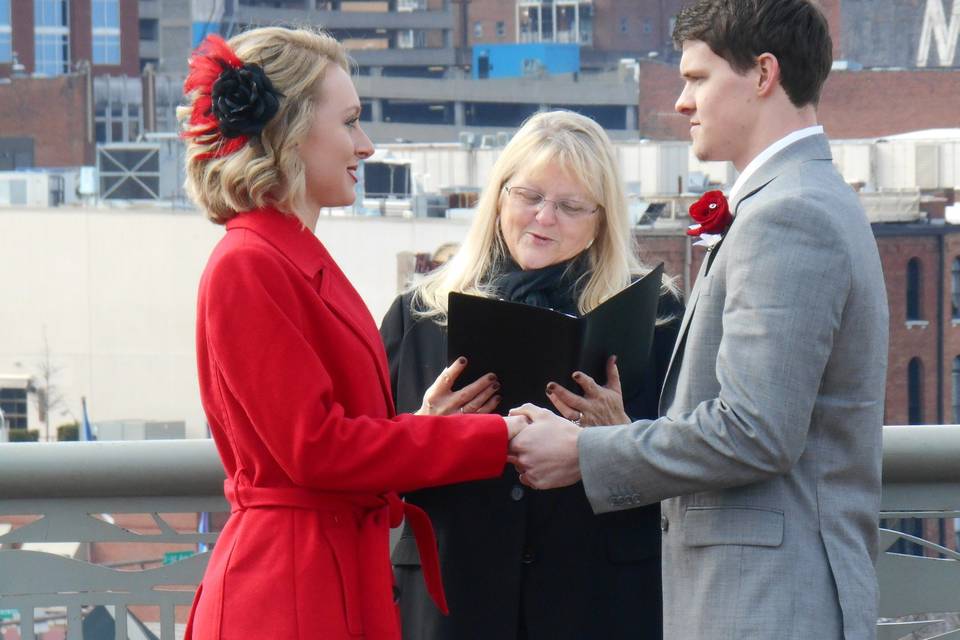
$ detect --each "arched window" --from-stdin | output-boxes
[906,258,922,321]
[952,258,960,320]
[908,357,924,425]
[953,356,960,423]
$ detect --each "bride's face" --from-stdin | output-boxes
[499,160,601,270]
[299,66,374,212]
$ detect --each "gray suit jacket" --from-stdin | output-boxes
[579,134,888,640]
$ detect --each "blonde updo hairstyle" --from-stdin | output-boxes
[413,110,675,323]
[178,26,348,224]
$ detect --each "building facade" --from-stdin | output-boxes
[637,58,960,141]
[468,0,687,69]
[837,0,960,69]
[0,0,139,79]
[0,0,143,168]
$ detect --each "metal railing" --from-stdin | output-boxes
[1,426,958,640]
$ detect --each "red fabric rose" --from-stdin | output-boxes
[686,190,732,237]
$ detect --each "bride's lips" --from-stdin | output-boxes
[347,166,358,183]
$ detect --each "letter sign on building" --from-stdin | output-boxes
[917,0,960,66]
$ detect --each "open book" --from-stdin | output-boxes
[447,263,664,415]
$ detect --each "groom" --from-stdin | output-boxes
[508,0,889,638]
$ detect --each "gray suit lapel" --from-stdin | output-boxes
[658,257,710,413]
[665,257,709,375]
[730,133,833,213]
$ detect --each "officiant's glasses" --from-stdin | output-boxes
[503,186,600,219]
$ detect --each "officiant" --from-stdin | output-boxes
[380,110,682,640]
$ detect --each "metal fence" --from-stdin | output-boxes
[1,426,959,640]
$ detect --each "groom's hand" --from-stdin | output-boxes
[507,403,582,489]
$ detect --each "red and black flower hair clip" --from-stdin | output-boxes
[182,34,283,160]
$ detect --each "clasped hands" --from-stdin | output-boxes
[418,356,630,490]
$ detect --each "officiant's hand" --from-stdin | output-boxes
[417,357,501,416]
[545,355,630,426]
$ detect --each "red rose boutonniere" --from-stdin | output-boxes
[686,190,732,250]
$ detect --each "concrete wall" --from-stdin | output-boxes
[0,207,474,438]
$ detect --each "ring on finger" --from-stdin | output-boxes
[573,411,582,426]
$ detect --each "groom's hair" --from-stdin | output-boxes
[672,0,832,107]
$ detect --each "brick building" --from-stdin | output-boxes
[0,72,92,167]
[637,58,960,141]
[875,224,960,426]
[0,0,141,169]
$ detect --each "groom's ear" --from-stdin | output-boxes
[754,52,782,98]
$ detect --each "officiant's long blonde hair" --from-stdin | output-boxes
[412,110,674,324]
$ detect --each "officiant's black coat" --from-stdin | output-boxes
[381,287,682,640]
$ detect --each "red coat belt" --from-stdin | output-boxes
[223,479,450,626]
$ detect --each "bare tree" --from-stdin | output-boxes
[33,327,66,442]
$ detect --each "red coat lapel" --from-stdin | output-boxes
[226,208,396,416]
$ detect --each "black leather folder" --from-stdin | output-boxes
[447,263,664,414]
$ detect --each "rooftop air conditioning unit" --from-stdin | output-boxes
[458,131,477,149]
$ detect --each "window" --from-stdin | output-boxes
[643,19,653,34]
[496,20,505,38]
[34,0,70,75]
[92,0,121,64]
[0,387,28,430]
[518,5,542,43]
[953,356,960,423]
[906,257,922,321]
[139,18,158,41]
[0,0,11,63]
[93,76,144,143]
[952,257,960,320]
[908,357,923,425]
[619,17,628,34]
[473,20,483,38]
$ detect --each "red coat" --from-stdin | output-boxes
[185,208,507,640]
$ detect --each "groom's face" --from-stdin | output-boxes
[675,40,760,169]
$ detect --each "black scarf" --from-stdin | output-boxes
[490,253,589,316]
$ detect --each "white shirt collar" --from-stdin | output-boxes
[727,125,824,205]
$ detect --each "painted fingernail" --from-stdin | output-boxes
[487,373,496,381]
[458,357,467,365]
[546,383,556,393]
[572,372,582,380]
[492,382,500,390]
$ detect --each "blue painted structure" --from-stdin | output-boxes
[191,22,222,47]
[191,0,225,46]
[472,43,580,79]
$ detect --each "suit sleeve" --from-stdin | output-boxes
[579,196,851,512]
[206,246,507,494]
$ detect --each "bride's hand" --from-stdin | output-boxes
[417,357,501,416]
[545,355,630,426]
